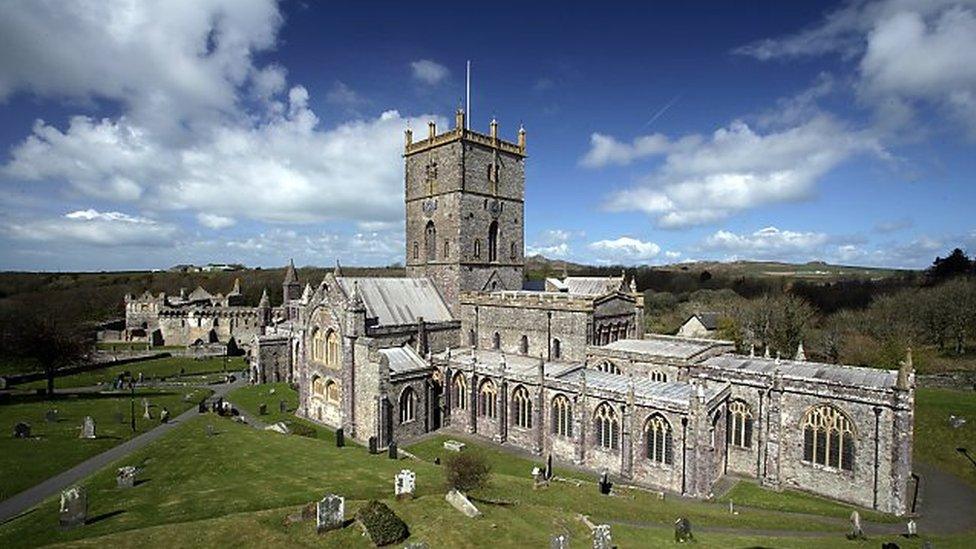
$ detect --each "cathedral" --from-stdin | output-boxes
[247,109,916,516]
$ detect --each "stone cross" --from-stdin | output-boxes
[395,469,416,499]
[592,524,612,549]
[549,534,570,549]
[80,416,96,439]
[59,486,87,529]
[117,466,137,489]
[316,494,344,533]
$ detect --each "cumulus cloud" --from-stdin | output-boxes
[410,59,449,85]
[197,213,236,229]
[579,133,670,168]
[4,209,177,246]
[588,237,661,262]
[597,116,884,228]
[702,226,829,258]
[526,229,576,258]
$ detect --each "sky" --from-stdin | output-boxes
[1,0,975,272]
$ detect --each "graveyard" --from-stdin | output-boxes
[17,356,246,391]
[0,381,972,547]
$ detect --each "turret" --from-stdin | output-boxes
[518,124,526,152]
[258,288,272,328]
[427,120,436,140]
[489,117,498,139]
[344,281,367,338]
[282,259,300,302]
[455,107,465,130]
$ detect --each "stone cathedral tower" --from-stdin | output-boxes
[404,109,526,314]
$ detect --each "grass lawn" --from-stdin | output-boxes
[0,386,212,500]
[914,388,976,487]
[227,382,346,445]
[717,479,897,523]
[18,356,245,390]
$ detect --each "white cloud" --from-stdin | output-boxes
[579,133,671,168]
[702,226,829,258]
[599,116,884,228]
[325,80,366,107]
[197,213,236,229]
[410,59,449,85]
[588,237,661,261]
[525,229,576,258]
[5,208,177,246]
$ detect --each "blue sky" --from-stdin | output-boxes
[1,0,974,271]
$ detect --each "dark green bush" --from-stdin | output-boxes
[444,452,492,492]
[355,500,409,546]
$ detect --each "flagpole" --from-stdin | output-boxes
[466,60,471,130]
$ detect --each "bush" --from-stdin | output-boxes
[287,422,316,439]
[444,452,492,493]
[355,500,409,546]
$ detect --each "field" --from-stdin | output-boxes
[913,388,976,487]
[0,385,972,548]
[16,356,246,391]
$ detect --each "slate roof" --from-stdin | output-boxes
[442,349,581,379]
[701,355,899,388]
[601,336,730,361]
[556,368,723,405]
[187,286,213,302]
[690,312,721,330]
[335,277,452,326]
[379,345,429,375]
[545,276,622,295]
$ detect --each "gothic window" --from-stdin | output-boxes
[510,241,517,260]
[650,371,667,382]
[453,374,468,410]
[468,329,476,347]
[488,221,498,262]
[444,240,450,258]
[802,404,855,471]
[325,379,340,404]
[413,242,419,260]
[596,360,620,375]
[312,376,325,397]
[399,387,416,423]
[492,332,501,350]
[727,400,753,448]
[326,330,341,367]
[594,402,619,450]
[551,338,561,359]
[512,385,532,429]
[645,414,674,465]
[478,379,497,419]
[551,394,572,437]
[311,328,324,362]
[474,239,482,258]
[520,335,529,355]
[425,221,437,262]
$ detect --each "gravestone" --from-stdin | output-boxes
[258,403,267,415]
[443,440,466,452]
[45,409,59,423]
[316,494,344,533]
[265,422,291,435]
[198,402,207,413]
[368,436,378,454]
[13,422,31,438]
[847,510,864,540]
[592,524,612,549]
[336,428,345,447]
[906,519,917,537]
[143,401,153,420]
[544,453,553,480]
[532,466,548,489]
[598,471,612,495]
[279,400,287,413]
[445,489,481,518]
[59,486,87,529]
[388,441,398,459]
[117,466,137,488]
[674,517,693,543]
[80,416,96,439]
[395,469,416,500]
[159,408,170,424]
[550,533,570,549]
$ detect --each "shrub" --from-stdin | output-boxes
[288,422,316,439]
[444,451,492,493]
[355,500,409,546]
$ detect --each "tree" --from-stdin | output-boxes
[444,452,492,493]
[928,248,973,280]
[17,316,92,397]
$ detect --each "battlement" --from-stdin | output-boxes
[460,290,595,311]
[403,110,525,158]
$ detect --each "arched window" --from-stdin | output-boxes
[488,221,498,262]
[468,329,476,347]
[325,379,340,404]
[551,338,561,359]
[596,361,620,375]
[399,387,416,424]
[444,239,450,258]
[311,328,324,362]
[312,376,325,397]
[802,405,855,471]
[512,385,532,428]
[594,402,619,450]
[413,242,419,259]
[425,221,437,262]
[551,394,572,437]
[492,332,501,350]
[452,374,468,410]
[727,400,753,448]
[645,414,673,464]
[474,239,482,259]
[510,241,517,260]
[326,330,341,367]
[519,335,529,355]
[478,379,497,419]
[650,371,667,382]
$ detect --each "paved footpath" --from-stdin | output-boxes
[0,379,245,525]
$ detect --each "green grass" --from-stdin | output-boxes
[18,356,245,390]
[227,382,345,445]
[0,386,211,500]
[717,479,897,523]
[914,388,976,487]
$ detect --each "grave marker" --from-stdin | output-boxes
[316,494,344,533]
[117,466,137,489]
[80,416,96,439]
[59,486,87,529]
[395,469,416,500]
[592,524,612,549]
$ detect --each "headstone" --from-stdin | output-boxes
[258,403,268,415]
[544,453,553,480]
[316,494,344,533]
[265,422,291,435]
[198,402,207,413]
[13,422,31,438]
[269,387,276,394]
[138,372,144,383]
[116,466,137,489]
[592,524,612,549]
[143,402,153,420]
[949,415,966,429]
[532,466,548,489]
[729,500,734,514]
[598,471,612,495]
[59,486,87,529]
[433,457,441,465]
[847,510,864,540]
[674,517,693,543]
[445,489,481,518]
[388,441,398,459]
[336,428,345,447]
[279,400,287,413]
[395,469,416,499]
[443,440,466,452]
[550,534,570,549]
[45,409,59,423]
[159,408,170,423]
[80,416,96,439]
[906,519,917,537]
[368,436,378,454]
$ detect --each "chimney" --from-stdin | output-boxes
[416,317,428,356]
[428,121,436,140]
